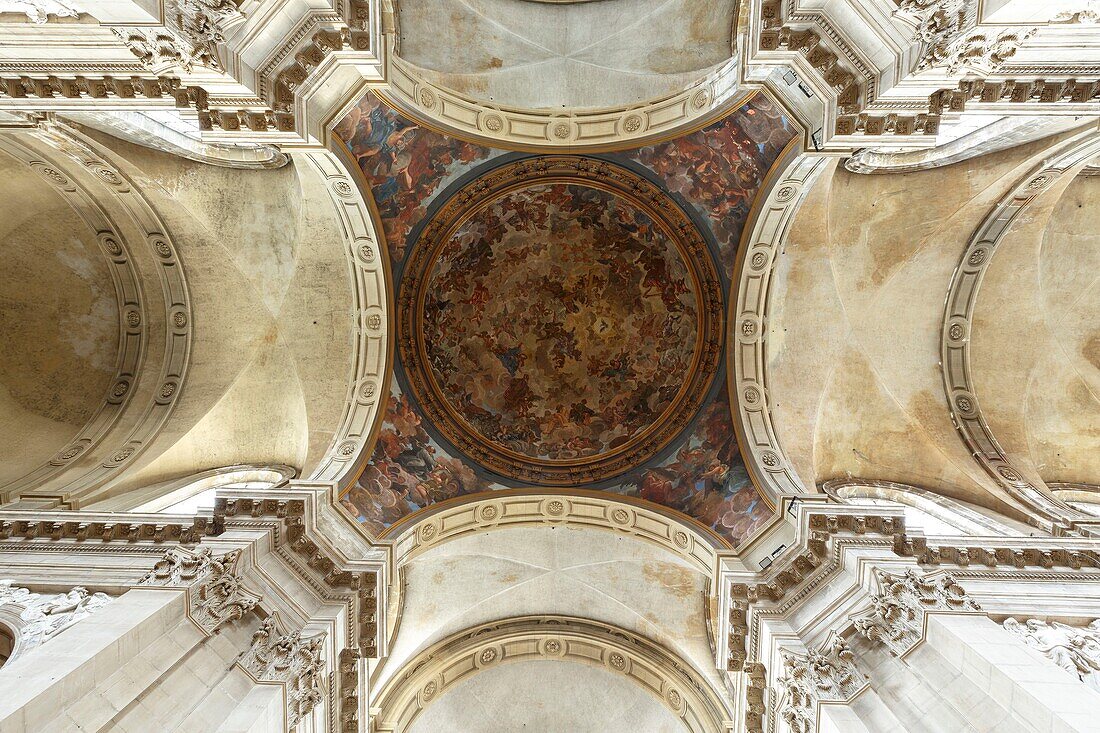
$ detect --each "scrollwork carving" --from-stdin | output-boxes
[852,567,980,655]
[138,547,261,633]
[0,579,112,659]
[0,0,81,23]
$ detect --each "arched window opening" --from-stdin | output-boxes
[1050,484,1100,519]
[133,465,296,514]
[841,496,964,535]
[822,479,1019,536]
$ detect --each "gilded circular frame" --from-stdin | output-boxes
[398,155,723,486]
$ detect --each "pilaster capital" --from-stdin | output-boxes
[852,567,981,656]
[777,633,867,733]
[239,615,327,729]
[138,546,262,633]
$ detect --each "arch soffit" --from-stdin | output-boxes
[371,616,734,733]
[940,126,1100,530]
[0,125,192,507]
[0,131,390,505]
[297,150,390,489]
[729,153,831,504]
[383,491,726,574]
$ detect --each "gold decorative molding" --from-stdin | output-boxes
[378,54,746,150]
[387,491,721,573]
[371,616,734,733]
[397,155,723,487]
[940,126,1100,529]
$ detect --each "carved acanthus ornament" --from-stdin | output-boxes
[116,0,244,73]
[852,568,981,655]
[240,616,327,729]
[777,634,866,733]
[1003,618,1100,692]
[0,579,112,659]
[138,546,262,633]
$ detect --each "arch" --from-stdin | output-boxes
[385,491,723,573]
[1049,482,1100,518]
[364,55,754,152]
[0,124,192,507]
[821,478,1020,536]
[730,154,831,505]
[0,621,14,668]
[844,117,1082,175]
[940,126,1100,529]
[371,616,734,733]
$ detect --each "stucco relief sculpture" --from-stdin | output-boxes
[1004,618,1100,692]
[852,568,981,655]
[117,0,243,72]
[0,579,112,658]
[777,634,866,733]
[241,617,327,728]
[139,547,261,633]
[0,0,80,22]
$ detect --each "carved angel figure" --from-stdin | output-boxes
[0,579,34,606]
[1004,617,1100,692]
[0,0,81,23]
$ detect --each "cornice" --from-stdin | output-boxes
[718,502,1100,675]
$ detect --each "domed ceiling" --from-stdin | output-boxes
[334,91,797,544]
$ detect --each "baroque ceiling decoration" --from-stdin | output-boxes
[398,156,723,486]
[334,90,798,545]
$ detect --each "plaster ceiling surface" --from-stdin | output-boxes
[766,130,1095,517]
[396,0,737,109]
[68,135,359,497]
[0,148,119,485]
[408,658,685,732]
[968,172,1100,487]
[374,525,722,700]
[335,90,798,544]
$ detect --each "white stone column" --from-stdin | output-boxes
[214,686,285,733]
[818,704,875,733]
[926,614,1100,732]
[0,587,184,733]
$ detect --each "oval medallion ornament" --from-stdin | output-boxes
[399,156,722,486]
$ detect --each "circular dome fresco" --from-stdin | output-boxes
[399,156,722,486]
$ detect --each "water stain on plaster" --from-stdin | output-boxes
[1083,332,1100,371]
[641,560,698,601]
